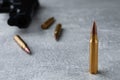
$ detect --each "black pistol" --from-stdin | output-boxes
[0,0,39,28]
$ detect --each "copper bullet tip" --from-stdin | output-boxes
[92,21,97,35]
[24,48,31,54]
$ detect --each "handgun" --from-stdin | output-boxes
[0,0,39,28]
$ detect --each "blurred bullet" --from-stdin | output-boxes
[41,17,55,29]
[54,23,62,41]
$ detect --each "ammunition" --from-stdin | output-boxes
[54,23,62,41]
[89,21,98,74]
[14,35,31,54]
[41,17,55,29]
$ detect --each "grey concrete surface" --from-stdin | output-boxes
[0,0,120,80]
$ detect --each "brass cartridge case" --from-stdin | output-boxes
[41,17,55,29]
[54,23,62,40]
[89,21,98,74]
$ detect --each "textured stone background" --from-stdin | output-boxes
[0,0,120,80]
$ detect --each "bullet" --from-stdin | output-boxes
[54,23,62,41]
[89,21,98,74]
[41,17,55,29]
[14,35,31,54]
